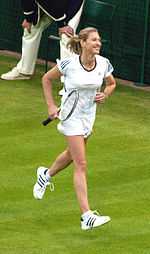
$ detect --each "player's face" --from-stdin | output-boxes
[83,32,101,55]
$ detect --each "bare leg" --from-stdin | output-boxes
[66,136,90,214]
[33,149,72,200]
[47,149,72,177]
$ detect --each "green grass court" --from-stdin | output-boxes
[0,55,150,254]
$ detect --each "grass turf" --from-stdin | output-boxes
[0,55,150,254]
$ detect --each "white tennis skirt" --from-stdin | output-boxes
[57,109,96,138]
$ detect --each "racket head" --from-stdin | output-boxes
[59,90,79,121]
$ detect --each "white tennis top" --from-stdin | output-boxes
[56,54,114,137]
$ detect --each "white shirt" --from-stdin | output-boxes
[57,54,114,137]
[57,54,113,92]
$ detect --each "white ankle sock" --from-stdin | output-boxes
[81,210,92,220]
[45,170,51,182]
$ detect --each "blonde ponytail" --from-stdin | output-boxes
[67,35,82,54]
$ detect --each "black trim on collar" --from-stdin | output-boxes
[79,56,97,72]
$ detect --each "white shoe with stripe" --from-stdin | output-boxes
[81,210,111,230]
[33,167,54,200]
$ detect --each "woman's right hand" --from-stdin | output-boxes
[48,104,59,120]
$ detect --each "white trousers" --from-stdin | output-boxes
[17,3,84,75]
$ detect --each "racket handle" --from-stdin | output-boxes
[42,117,53,126]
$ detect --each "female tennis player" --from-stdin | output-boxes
[33,27,116,230]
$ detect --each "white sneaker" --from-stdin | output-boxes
[81,210,111,230]
[1,67,31,80]
[33,167,54,200]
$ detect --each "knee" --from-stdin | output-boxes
[75,159,87,172]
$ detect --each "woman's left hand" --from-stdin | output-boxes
[94,92,107,104]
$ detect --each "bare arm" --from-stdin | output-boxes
[95,74,116,103]
[103,74,116,97]
[42,66,62,119]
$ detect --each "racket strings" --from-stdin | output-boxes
[60,90,79,121]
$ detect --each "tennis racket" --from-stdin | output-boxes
[42,90,79,126]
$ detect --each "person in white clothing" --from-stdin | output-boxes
[33,27,116,230]
[1,0,84,80]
